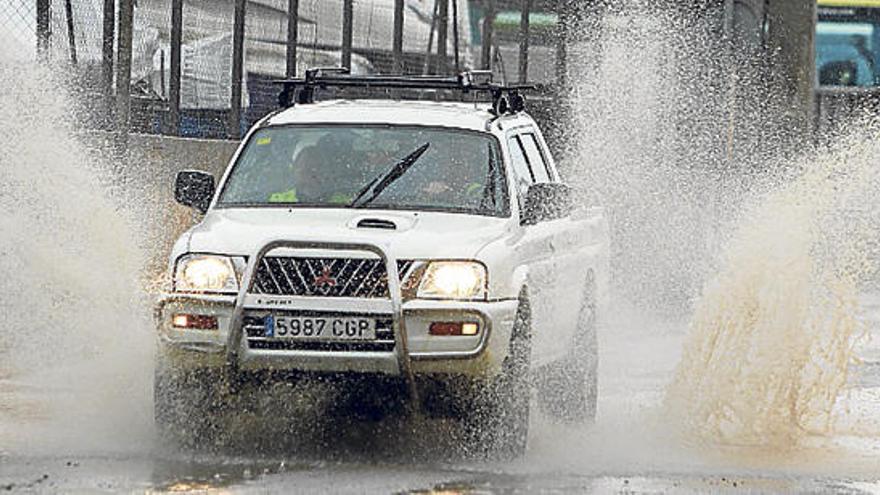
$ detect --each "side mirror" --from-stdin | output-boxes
[175,170,215,214]
[521,183,574,226]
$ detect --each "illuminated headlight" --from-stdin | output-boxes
[417,261,487,300]
[174,254,244,294]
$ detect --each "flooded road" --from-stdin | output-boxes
[2,296,879,493]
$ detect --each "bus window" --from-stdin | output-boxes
[816,2,880,87]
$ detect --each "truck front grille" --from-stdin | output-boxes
[252,257,413,298]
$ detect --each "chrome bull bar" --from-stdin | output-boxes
[225,239,420,411]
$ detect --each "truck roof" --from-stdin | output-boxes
[266,99,534,132]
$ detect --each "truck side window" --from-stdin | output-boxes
[520,133,552,183]
[507,136,535,202]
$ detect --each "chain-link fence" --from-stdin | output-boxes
[0,1,37,55]
[1,0,575,142]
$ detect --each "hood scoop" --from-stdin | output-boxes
[347,213,418,232]
[356,218,398,230]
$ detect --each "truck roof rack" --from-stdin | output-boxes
[275,67,538,116]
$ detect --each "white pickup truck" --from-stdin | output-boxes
[155,72,610,458]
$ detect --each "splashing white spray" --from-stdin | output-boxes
[556,0,880,467]
[0,48,154,455]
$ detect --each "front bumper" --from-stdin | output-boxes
[156,294,517,377]
[155,240,517,380]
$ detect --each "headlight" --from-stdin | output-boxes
[174,254,244,294]
[417,261,487,300]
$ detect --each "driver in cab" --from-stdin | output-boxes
[267,132,358,205]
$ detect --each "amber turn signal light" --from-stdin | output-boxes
[429,322,479,336]
[171,313,219,330]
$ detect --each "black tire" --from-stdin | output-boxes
[465,292,532,459]
[154,361,227,451]
[539,275,599,423]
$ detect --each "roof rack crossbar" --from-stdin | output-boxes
[275,67,537,116]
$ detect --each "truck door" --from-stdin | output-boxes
[518,132,585,359]
[507,131,566,365]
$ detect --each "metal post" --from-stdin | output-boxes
[115,0,134,149]
[169,0,183,135]
[422,0,440,75]
[341,0,354,70]
[229,0,246,139]
[160,50,166,97]
[102,0,115,125]
[518,0,531,83]
[393,0,405,73]
[555,3,570,90]
[36,0,50,59]
[436,0,449,74]
[721,0,736,164]
[65,0,78,65]
[452,0,460,73]
[481,0,494,70]
[286,0,299,77]
[764,0,817,142]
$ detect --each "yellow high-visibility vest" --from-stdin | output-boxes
[267,189,352,204]
[268,189,298,203]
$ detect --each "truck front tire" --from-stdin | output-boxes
[463,292,531,459]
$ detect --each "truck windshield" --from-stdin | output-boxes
[218,125,509,217]
[817,3,880,87]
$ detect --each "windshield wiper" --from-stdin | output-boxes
[349,143,430,208]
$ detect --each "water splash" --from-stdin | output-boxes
[665,131,880,449]
[560,0,880,464]
[565,4,732,312]
[0,50,154,454]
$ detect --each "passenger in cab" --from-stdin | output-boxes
[418,137,488,210]
[268,131,359,204]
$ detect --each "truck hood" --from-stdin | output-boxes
[183,208,513,260]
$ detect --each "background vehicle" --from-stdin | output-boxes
[815,0,880,135]
[817,0,880,87]
[154,70,610,458]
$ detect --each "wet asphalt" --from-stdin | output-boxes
[2,299,880,494]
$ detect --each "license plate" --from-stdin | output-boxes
[265,315,376,341]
